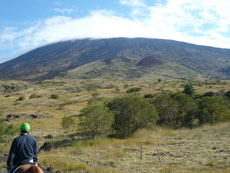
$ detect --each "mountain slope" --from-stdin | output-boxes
[65,57,201,81]
[0,38,229,81]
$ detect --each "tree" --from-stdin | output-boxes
[151,93,178,125]
[78,104,113,138]
[197,97,230,124]
[183,83,195,96]
[172,92,197,127]
[107,94,158,138]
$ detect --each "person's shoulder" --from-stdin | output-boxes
[28,134,37,141]
[12,135,22,144]
[14,135,21,141]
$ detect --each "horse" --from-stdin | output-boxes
[12,164,43,173]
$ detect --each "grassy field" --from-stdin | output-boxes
[0,78,230,172]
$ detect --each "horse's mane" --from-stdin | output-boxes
[27,165,41,172]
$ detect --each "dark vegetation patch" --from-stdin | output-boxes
[220,67,230,76]
[37,81,66,87]
[127,87,141,93]
[1,84,27,93]
[5,113,52,121]
[103,56,131,65]
[50,94,59,99]
[58,100,79,109]
[136,55,164,67]
[29,93,41,99]
[75,84,230,138]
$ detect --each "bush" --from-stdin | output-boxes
[18,96,25,101]
[29,93,41,99]
[3,85,17,93]
[92,92,99,98]
[123,84,128,89]
[86,84,100,91]
[151,93,178,125]
[183,83,195,96]
[172,92,198,127]
[104,84,115,89]
[224,91,230,98]
[203,92,215,97]
[50,94,59,99]
[107,94,158,138]
[197,97,230,124]
[0,113,17,142]
[78,104,113,138]
[144,94,154,98]
[61,116,75,129]
[127,87,141,93]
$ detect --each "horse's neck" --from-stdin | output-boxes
[15,164,43,173]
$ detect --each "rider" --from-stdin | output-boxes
[7,123,39,173]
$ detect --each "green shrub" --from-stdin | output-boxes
[114,87,120,93]
[144,94,154,98]
[86,84,100,91]
[107,94,158,138]
[0,113,17,142]
[127,87,141,93]
[197,97,230,124]
[79,104,113,138]
[92,92,99,98]
[50,94,59,99]
[29,93,41,99]
[104,84,115,89]
[3,85,17,92]
[61,116,75,129]
[183,83,195,96]
[123,84,128,89]
[151,93,178,125]
[18,96,25,101]
[172,92,198,127]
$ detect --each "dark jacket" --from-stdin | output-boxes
[7,134,39,167]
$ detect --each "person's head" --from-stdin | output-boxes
[20,122,30,133]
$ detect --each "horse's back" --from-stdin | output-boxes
[15,164,43,173]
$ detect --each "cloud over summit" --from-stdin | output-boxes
[0,0,230,63]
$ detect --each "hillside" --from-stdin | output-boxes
[0,38,229,81]
[65,57,200,81]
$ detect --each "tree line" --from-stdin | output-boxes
[65,84,230,139]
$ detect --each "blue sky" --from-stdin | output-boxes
[0,0,230,63]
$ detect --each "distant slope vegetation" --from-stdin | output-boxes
[0,38,230,81]
[136,56,164,67]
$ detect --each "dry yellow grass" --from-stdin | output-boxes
[1,79,230,172]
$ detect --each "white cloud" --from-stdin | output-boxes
[120,0,146,7]
[53,8,75,14]
[1,0,230,63]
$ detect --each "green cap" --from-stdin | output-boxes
[20,123,30,132]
